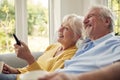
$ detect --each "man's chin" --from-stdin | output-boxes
[57,39,63,43]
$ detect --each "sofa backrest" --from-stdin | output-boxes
[0,52,43,68]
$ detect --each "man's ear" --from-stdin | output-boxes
[105,17,111,26]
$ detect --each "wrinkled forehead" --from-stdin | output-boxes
[85,8,100,17]
[87,8,100,15]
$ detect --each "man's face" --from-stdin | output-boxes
[83,8,109,40]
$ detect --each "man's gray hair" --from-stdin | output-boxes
[89,5,116,32]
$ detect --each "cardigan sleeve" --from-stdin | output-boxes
[17,61,41,73]
[17,43,60,73]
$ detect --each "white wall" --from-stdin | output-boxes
[60,0,108,19]
[83,0,108,14]
[61,0,84,18]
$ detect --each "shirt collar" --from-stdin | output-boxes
[92,32,115,45]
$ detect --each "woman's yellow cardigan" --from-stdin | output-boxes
[17,43,77,80]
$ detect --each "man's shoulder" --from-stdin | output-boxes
[100,36,120,51]
[101,32,120,43]
[105,36,120,43]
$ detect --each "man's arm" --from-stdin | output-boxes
[78,62,120,80]
[38,62,120,80]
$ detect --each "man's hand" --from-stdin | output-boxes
[38,72,79,80]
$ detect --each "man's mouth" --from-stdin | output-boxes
[58,33,64,38]
[86,24,92,27]
[85,24,92,29]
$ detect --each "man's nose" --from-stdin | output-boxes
[83,18,89,24]
[58,27,63,32]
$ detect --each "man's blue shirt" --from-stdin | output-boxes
[56,33,120,74]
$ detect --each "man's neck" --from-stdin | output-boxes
[90,32,111,41]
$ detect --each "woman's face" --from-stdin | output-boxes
[57,23,80,47]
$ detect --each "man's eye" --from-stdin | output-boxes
[88,15,92,18]
[64,27,69,30]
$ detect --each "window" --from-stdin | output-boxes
[0,0,15,53]
[108,0,120,35]
[27,0,49,52]
[0,0,49,54]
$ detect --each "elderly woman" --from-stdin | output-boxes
[1,14,84,80]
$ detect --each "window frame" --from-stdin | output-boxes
[15,0,28,44]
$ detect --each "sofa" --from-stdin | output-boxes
[0,52,43,68]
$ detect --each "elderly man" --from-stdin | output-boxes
[38,5,120,80]
[38,61,120,80]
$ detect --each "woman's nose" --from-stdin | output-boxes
[58,27,62,32]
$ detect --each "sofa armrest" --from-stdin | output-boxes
[0,52,43,68]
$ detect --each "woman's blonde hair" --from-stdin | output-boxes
[62,14,85,39]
